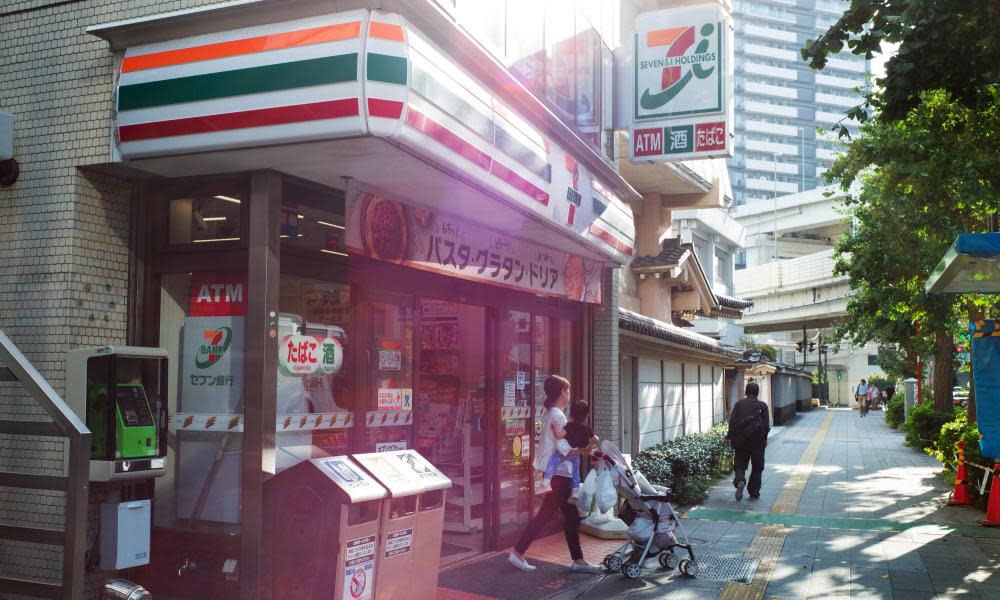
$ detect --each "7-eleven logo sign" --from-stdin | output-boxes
[635,5,725,119]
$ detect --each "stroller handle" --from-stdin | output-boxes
[593,451,617,467]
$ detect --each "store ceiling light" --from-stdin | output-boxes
[193,236,241,243]
[214,195,241,204]
[202,216,227,222]
[321,249,348,257]
[317,220,345,230]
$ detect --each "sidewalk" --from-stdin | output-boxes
[436,408,999,599]
[571,408,1000,600]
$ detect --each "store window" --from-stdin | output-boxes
[276,277,354,471]
[275,179,353,473]
[155,271,247,531]
[416,299,486,564]
[365,293,415,451]
[166,190,245,247]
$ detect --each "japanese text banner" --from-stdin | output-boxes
[346,188,603,303]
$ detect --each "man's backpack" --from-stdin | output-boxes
[730,406,764,448]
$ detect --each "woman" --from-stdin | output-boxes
[508,375,603,574]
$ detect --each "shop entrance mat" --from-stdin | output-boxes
[437,553,603,599]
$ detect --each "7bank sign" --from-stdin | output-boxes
[629,4,733,162]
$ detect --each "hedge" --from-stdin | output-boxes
[903,402,956,450]
[632,422,732,505]
[884,394,904,428]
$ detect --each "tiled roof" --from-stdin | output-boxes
[717,294,753,309]
[630,246,688,270]
[619,308,743,359]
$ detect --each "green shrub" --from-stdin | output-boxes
[903,401,957,450]
[633,422,731,505]
[885,395,905,428]
[925,411,989,503]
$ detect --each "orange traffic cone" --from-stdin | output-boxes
[979,462,1000,527]
[949,441,974,506]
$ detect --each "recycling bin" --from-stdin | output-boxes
[353,449,451,600]
[265,455,386,600]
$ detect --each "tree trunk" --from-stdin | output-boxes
[932,325,954,413]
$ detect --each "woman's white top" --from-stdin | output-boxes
[533,406,572,477]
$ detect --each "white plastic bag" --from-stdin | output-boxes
[596,468,617,514]
[578,469,597,515]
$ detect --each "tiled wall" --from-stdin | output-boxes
[0,0,231,593]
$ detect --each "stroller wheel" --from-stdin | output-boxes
[622,561,642,579]
[659,552,679,570]
[605,554,623,572]
[679,559,699,577]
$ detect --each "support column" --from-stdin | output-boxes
[592,266,620,445]
[242,171,281,600]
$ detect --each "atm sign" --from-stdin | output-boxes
[190,272,248,316]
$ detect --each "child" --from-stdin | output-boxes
[544,401,598,504]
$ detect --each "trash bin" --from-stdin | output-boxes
[266,455,386,600]
[353,449,451,600]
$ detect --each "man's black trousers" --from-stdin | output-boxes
[733,444,766,497]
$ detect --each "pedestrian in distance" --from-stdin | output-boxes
[866,383,879,417]
[509,375,602,574]
[726,382,770,501]
[856,379,869,417]
[884,382,895,410]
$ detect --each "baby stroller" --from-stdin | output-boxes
[594,440,698,580]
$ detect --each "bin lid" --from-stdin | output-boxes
[312,456,387,503]
[352,450,451,496]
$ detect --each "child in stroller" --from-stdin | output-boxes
[593,440,699,579]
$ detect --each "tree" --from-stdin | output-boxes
[829,90,1000,414]
[802,0,1000,126]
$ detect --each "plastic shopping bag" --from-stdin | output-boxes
[596,468,617,514]
[578,469,597,515]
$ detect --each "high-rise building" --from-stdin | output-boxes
[729,0,870,206]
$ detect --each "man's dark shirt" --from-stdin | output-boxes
[727,395,770,448]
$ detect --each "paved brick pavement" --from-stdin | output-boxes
[562,407,999,600]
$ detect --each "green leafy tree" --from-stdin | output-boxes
[830,90,1000,414]
[802,0,1000,126]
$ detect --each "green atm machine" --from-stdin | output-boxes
[67,346,168,481]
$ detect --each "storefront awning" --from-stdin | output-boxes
[89,7,636,266]
[926,233,1000,293]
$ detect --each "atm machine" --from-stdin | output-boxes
[67,346,169,571]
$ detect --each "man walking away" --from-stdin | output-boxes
[727,382,770,501]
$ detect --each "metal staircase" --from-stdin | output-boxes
[0,328,89,599]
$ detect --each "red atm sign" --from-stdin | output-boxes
[632,122,726,159]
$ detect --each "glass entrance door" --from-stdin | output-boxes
[496,309,533,546]
[415,299,486,565]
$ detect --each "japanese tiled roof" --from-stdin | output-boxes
[630,245,688,270]
[716,294,753,310]
[619,308,743,359]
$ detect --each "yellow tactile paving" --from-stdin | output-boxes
[716,412,835,600]
[771,413,834,514]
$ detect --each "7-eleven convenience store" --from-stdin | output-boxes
[27,2,640,597]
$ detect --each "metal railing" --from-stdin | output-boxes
[0,328,89,599]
